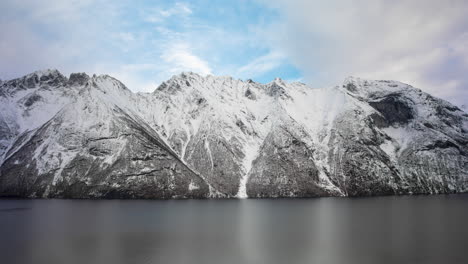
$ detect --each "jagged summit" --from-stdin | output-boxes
[155,72,299,94]
[1,69,467,199]
[0,70,135,97]
[68,72,90,86]
[271,77,284,83]
[24,69,64,80]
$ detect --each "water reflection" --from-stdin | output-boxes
[1,195,467,264]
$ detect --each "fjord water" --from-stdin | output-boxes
[1,195,467,264]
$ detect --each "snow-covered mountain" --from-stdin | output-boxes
[0,70,467,198]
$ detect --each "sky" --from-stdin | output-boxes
[1,0,467,107]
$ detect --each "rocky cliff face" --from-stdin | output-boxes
[0,70,467,198]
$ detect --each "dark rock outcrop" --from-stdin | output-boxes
[247,123,330,198]
[68,73,90,86]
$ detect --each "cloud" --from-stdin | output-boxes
[92,43,213,93]
[91,63,160,93]
[161,43,212,75]
[262,0,468,107]
[144,2,192,23]
[115,32,135,43]
[237,52,286,77]
[3,0,95,24]
[0,0,118,79]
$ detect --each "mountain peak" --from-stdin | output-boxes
[68,72,90,86]
[27,69,67,84]
[342,76,415,98]
[89,74,133,94]
[269,77,286,86]
[1,69,67,93]
[31,68,63,78]
[170,71,207,82]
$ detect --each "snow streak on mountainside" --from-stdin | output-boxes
[0,70,467,198]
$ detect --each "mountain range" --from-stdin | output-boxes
[0,69,467,198]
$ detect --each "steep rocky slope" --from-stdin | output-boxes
[0,70,208,198]
[0,70,466,198]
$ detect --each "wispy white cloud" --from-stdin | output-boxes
[92,43,213,93]
[161,42,212,75]
[144,2,192,23]
[115,32,135,43]
[237,52,285,77]
[92,63,160,93]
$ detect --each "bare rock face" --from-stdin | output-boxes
[368,94,414,126]
[183,121,244,197]
[68,73,90,86]
[326,110,402,197]
[247,122,329,198]
[0,118,16,161]
[0,71,467,199]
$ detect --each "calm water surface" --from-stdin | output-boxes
[1,195,468,264]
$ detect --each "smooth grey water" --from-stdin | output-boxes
[1,195,468,264]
